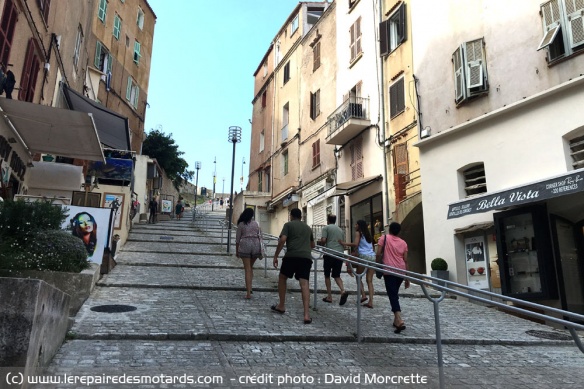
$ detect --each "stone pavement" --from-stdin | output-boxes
[38,210,584,388]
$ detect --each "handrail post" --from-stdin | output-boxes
[313,256,318,310]
[355,267,363,343]
[421,284,447,389]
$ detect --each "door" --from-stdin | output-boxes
[551,216,584,315]
[258,210,269,237]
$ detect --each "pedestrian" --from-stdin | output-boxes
[271,208,315,324]
[175,199,184,220]
[340,220,376,308]
[148,198,158,224]
[219,198,224,209]
[320,214,350,305]
[235,208,264,299]
[376,222,409,333]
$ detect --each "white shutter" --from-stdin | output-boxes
[565,0,584,48]
[465,39,484,89]
[452,46,466,102]
[313,202,326,227]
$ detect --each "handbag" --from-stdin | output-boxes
[375,235,386,279]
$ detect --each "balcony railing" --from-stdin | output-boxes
[326,97,370,145]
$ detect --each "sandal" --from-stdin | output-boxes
[393,323,406,333]
[339,292,349,306]
[362,303,373,309]
[270,305,285,314]
[360,297,368,303]
[322,297,333,303]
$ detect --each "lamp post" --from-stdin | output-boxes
[212,157,217,211]
[227,126,241,254]
[240,157,246,192]
[192,161,201,221]
[222,177,225,199]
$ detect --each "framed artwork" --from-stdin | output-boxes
[61,206,113,263]
[71,191,102,208]
[465,236,489,290]
[161,199,172,213]
[102,193,125,230]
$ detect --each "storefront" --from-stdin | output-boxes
[448,168,584,314]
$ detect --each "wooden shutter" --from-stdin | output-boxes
[350,23,356,62]
[465,39,484,89]
[313,42,320,71]
[397,3,407,46]
[453,46,466,103]
[389,78,404,118]
[313,201,326,226]
[39,0,51,22]
[538,0,562,50]
[94,41,102,68]
[356,17,362,57]
[98,0,107,22]
[393,143,408,203]
[315,89,320,118]
[310,92,316,120]
[312,139,320,168]
[126,76,132,100]
[565,0,584,48]
[0,0,18,67]
[379,19,389,56]
[19,39,36,101]
[350,138,363,180]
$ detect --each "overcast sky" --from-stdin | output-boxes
[144,0,302,193]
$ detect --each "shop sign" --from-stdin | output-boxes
[448,169,584,219]
[0,134,26,180]
[283,194,299,207]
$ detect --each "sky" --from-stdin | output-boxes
[144,0,303,194]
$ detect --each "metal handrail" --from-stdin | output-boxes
[202,217,584,389]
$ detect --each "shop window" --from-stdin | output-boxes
[313,41,321,71]
[537,0,584,63]
[463,163,487,197]
[0,0,18,67]
[389,77,405,118]
[349,17,362,63]
[98,0,108,23]
[350,137,363,180]
[94,41,112,73]
[569,134,584,169]
[310,89,320,120]
[349,193,383,242]
[453,38,489,105]
[379,3,407,56]
[283,61,290,85]
[18,39,41,102]
[312,139,320,168]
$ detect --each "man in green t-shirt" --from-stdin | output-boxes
[320,214,350,306]
[271,208,315,324]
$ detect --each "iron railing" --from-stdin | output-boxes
[326,96,370,138]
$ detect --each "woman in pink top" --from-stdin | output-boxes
[376,222,410,333]
[236,208,264,299]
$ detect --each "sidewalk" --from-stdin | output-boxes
[41,210,584,388]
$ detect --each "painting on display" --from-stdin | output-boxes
[88,158,133,181]
[102,193,124,230]
[61,205,113,264]
[71,191,101,208]
[465,236,490,290]
[161,199,172,213]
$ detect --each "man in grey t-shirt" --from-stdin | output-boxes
[272,208,315,324]
[320,214,350,306]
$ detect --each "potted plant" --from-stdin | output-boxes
[431,257,449,286]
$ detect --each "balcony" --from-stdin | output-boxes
[325,97,370,145]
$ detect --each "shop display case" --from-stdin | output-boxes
[494,205,557,299]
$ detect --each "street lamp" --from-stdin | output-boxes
[227,126,241,254]
[240,157,246,192]
[212,157,217,211]
[222,177,225,199]
[192,161,201,221]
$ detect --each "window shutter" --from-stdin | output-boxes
[351,138,363,180]
[356,17,362,56]
[18,39,35,101]
[565,0,584,48]
[312,142,317,167]
[315,89,320,117]
[126,76,132,100]
[313,42,320,71]
[379,20,389,56]
[310,92,315,120]
[94,41,102,68]
[107,53,113,73]
[0,0,18,67]
[313,202,326,226]
[350,23,356,61]
[452,46,466,102]
[389,83,397,118]
[538,0,562,50]
[465,39,484,88]
[133,87,139,108]
[396,78,405,113]
[397,3,407,46]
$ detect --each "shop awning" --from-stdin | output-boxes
[447,168,584,219]
[63,85,131,151]
[454,222,494,234]
[0,98,105,162]
[332,175,383,197]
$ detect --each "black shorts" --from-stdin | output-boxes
[280,257,313,281]
[323,254,343,279]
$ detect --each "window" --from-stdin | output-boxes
[39,0,50,22]
[350,17,362,63]
[282,150,289,176]
[389,77,405,118]
[349,0,359,9]
[258,171,263,192]
[283,61,290,84]
[263,62,268,77]
[113,14,121,40]
[392,143,408,203]
[73,25,83,68]
[0,0,18,67]
[537,0,584,62]
[313,41,321,71]
[463,164,487,197]
[133,40,141,64]
[18,39,41,102]
[379,3,407,56]
[312,139,321,168]
[137,7,144,29]
[452,38,488,105]
[350,137,363,180]
[94,41,112,73]
[260,130,265,152]
[310,90,320,120]
[261,91,267,108]
[569,134,584,169]
[290,15,299,35]
[126,76,139,109]
[307,7,324,26]
[98,0,108,23]
[281,103,289,142]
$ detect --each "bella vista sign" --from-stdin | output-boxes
[447,169,584,219]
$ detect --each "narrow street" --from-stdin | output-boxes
[42,210,584,388]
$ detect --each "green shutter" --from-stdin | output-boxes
[107,53,113,73]
[98,0,107,22]
[94,41,102,68]
[126,76,132,100]
[113,15,121,39]
[133,87,139,108]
